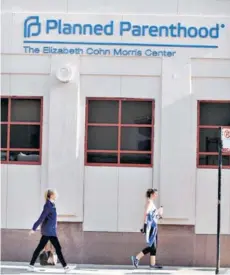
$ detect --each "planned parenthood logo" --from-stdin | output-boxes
[24,16,41,38]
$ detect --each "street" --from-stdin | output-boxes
[1,263,230,275]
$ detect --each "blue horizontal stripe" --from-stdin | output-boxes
[24,40,218,49]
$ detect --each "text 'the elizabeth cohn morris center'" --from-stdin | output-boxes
[23,45,177,57]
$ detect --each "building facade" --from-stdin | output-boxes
[1,0,230,267]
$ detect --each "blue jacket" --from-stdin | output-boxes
[32,200,57,236]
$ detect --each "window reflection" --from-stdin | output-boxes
[9,151,40,162]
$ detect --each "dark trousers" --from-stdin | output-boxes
[142,241,157,256]
[142,228,158,256]
[30,236,67,267]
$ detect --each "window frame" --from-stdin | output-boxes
[1,96,43,165]
[197,100,230,169]
[85,97,155,167]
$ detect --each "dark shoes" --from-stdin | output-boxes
[150,264,163,269]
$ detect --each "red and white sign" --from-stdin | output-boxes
[222,128,230,152]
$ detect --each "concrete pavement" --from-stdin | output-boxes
[0,262,229,275]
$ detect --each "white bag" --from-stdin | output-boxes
[47,252,57,265]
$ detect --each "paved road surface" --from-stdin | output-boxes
[1,263,229,275]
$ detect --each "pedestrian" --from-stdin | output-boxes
[28,189,76,272]
[131,188,163,269]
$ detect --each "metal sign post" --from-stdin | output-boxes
[215,127,222,275]
[215,127,230,275]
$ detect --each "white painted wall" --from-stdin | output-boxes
[195,169,230,234]
[2,0,230,15]
[47,55,84,221]
[1,165,8,228]
[81,65,161,231]
[6,166,41,229]
[1,1,230,233]
[83,167,119,231]
[117,168,153,232]
[192,60,230,234]
[160,56,196,224]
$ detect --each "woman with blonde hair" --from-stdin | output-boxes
[28,189,75,272]
[39,191,57,265]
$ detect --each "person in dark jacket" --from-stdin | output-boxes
[28,189,75,273]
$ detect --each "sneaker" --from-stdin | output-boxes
[64,265,76,273]
[150,264,163,269]
[27,265,36,272]
[131,256,139,268]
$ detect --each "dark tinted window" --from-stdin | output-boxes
[198,101,230,168]
[199,155,230,166]
[121,127,152,151]
[120,153,151,164]
[1,98,8,122]
[1,97,42,164]
[87,126,118,150]
[121,101,152,124]
[87,152,118,163]
[11,99,41,122]
[199,128,219,152]
[88,100,119,124]
[9,151,40,162]
[85,99,154,166]
[200,102,230,126]
[1,151,7,161]
[10,125,40,149]
[1,125,7,148]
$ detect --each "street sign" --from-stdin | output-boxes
[221,128,230,152]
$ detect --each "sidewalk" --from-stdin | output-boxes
[0,262,229,275]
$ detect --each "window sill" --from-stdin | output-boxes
[197,165,230,169]
[85,163,153,168]
[1,161,41,165]
[57,216,83,222]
